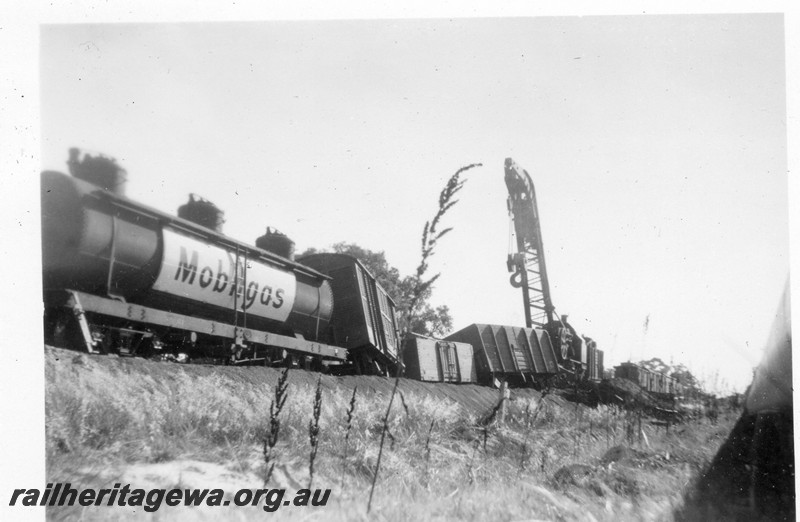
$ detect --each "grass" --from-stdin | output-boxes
[45,347,737,521]
[263,367,289,486]
[307,376,323,489]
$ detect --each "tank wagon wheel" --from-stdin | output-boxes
[46,309,83,350]
[94,327,122,355]
[93,328,114,355]
[133,333,165,359]
[308,356,327,373]
[348,352,383,376]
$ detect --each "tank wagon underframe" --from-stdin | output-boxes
[54,289,347,362]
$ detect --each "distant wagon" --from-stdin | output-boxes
[613,362,683,397]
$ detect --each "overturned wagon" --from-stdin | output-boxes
[402,337,475,383]
[445,324,559,386]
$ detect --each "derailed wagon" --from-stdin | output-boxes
[402,336,475,383]
[444,324,559,386]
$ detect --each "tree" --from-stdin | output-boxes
[670,364,705,398]
[639,357,670,375]
[299,242,454,338]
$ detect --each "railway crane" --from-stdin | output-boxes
[504,158,555,329]
[503,158,602,381]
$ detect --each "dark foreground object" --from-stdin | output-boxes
[678,281,793,521]
[677,410,794,521]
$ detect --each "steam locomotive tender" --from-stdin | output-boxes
[41,149,399,374]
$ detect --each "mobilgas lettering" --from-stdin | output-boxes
[213,259,229,293]
[228,259,246,298]
[198,266,214,288]
[260,285,273,306]
[174,247,199,284]
[163,235,291,316]
[246,281,259,309]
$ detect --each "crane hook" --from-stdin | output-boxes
[508,253,525,288]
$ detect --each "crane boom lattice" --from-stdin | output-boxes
[504,158,555,328]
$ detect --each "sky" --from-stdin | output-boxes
[35,14,791,395]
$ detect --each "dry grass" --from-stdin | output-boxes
[45,348,737,521]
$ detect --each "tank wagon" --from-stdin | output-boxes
[41,149,398,374]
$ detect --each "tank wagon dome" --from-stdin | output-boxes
[177,194,225,233]
[256,227,296,261]
[67,147,127,196]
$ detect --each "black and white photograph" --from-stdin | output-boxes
[1,4,796,521]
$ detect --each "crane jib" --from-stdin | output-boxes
[504,158,555,328]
